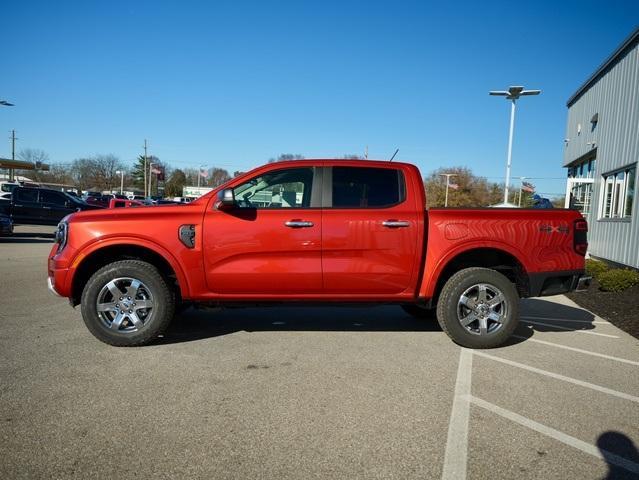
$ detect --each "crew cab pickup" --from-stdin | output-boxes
[1,186,101,225]
[47,160,590,348]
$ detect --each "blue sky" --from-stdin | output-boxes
[2,0,638,196]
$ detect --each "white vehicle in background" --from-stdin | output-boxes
[182,186,212,201]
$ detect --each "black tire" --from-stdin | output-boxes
[436,267,519,349]
[80,260,175,346]
[401,304,436,319]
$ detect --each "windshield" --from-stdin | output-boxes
[65,192,88,205]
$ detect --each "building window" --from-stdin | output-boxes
[600,165,636,219]
[567,158,596,180]
[570,182,593,214]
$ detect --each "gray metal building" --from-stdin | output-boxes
[563,26,638,269]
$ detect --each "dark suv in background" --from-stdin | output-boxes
[0,186,102,225]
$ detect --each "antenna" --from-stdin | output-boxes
[389,149,399,162]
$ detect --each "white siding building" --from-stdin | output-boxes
[564,27,638,269]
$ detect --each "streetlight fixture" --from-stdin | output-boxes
[489,86,540,204]
[1,100,14,107]
[440,173,458,207]
[115,170,124,195]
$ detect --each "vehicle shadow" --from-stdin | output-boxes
[596,431,639,479]
[518,297,596,333]
[159,305,443,345]
[156,297,595,347]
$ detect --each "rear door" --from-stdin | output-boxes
[12,188,43,224]
[40,190,76,224]
[321,165,420,295]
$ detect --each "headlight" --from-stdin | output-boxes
[54,221,68,251]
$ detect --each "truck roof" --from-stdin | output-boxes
[257,159,415,168]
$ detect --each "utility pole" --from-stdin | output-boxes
[11,129,16,160]
[9,130,17,181]
[440,173,457,207]
[116,170,124,194]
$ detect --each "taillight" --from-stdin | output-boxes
[573,218,588,256]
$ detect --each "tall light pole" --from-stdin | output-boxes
[148,162,155,197]
[116,170,124,194]
[489,86,540,204]
[518,176,525,207]
[2,101,15,181]
[440,173,457,207]
[143,139,148,197]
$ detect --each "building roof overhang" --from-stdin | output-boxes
[567,26,639,107]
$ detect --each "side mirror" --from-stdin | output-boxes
[217,188,236,208]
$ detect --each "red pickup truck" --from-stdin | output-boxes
[47,159,590,348]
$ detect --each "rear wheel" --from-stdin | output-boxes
[401,304,436,319]
[436,267,519,349]
[80,260,175,346]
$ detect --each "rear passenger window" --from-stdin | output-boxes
[16,189,39,203]
[332,167,404,208]
[41,191,66,206]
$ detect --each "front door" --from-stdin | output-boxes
[12,188,43,224]
[203,165,322,295]
[321,165,420,295]
[40,190,76,224]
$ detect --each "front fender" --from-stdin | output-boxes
[65,236,191,299]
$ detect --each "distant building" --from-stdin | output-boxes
[563,27,638,269]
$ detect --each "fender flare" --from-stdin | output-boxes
[66,236,191,298]
[420,240,529,298]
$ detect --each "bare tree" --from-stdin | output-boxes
[164,169,187,197]
[17,148,50,181]
[93,154,124,191]
[209,167,231,187]
[268,153,305,163]
[423,166,504,208]
[69,154,124,192]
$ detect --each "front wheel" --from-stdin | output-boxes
[80,260,175,346]
[436,267,519,349]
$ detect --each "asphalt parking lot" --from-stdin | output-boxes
[1,225,638,479]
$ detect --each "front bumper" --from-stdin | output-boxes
[47,275,63,297]
[528,270,591,297]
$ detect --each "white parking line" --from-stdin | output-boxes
[511,335,639,366]
[521,320,619,338]
[441,348,473,480]
[474,351,639,403]
[466,395,639,475]
[521,315,610,325]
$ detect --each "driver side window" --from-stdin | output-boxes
[232,167,313,208]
